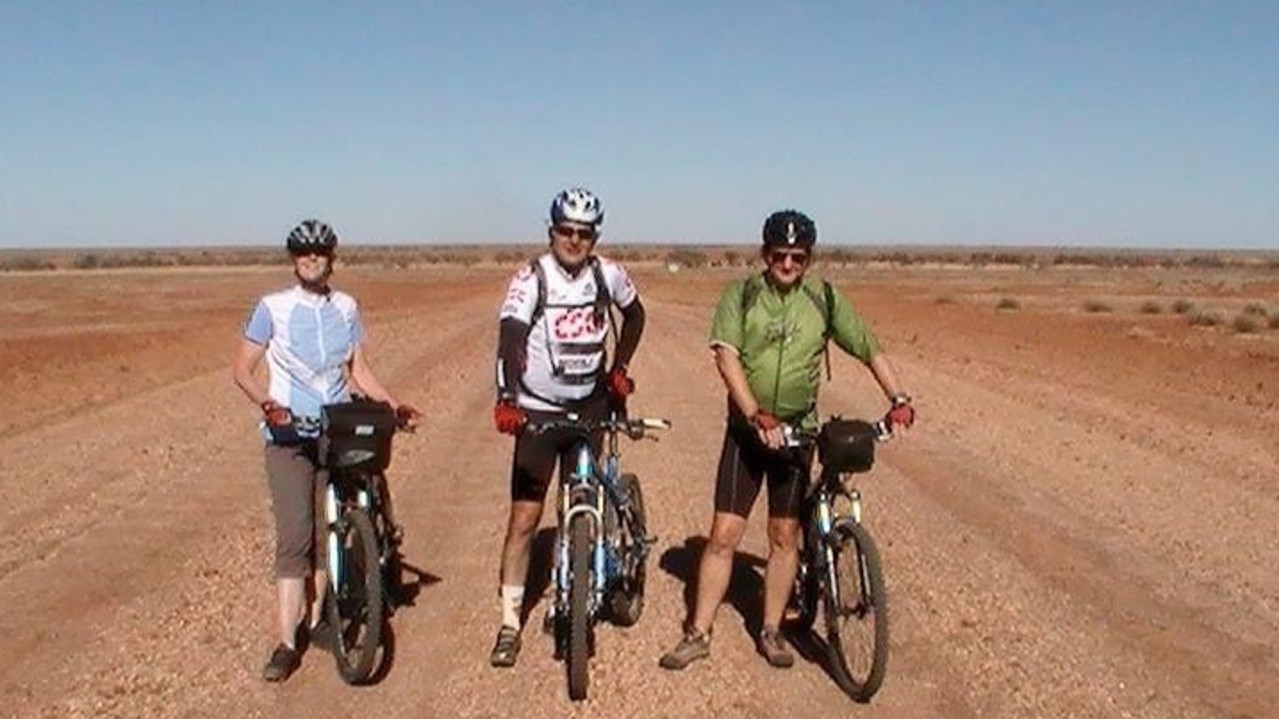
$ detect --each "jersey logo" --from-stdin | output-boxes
[552,307,606,340]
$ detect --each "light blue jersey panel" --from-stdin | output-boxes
[283,300,355,416]
[244,286,363,441]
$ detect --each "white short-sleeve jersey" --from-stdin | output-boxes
[499,253,638,411]
[243,285,362,435]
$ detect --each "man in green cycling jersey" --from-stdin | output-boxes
[660,209,915,670]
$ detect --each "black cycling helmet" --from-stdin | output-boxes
[286,219,339,254]
[762,209,817,249]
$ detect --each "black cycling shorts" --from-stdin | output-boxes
[509,395,609,503]
[714,423,814,519]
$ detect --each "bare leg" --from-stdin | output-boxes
[498,499,545,628]
[689,512,748,634]
[277,577,306,648]
[761,516,801,630]
[500,500,546,587]
[309,570,327,627]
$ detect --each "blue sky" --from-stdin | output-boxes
[1,1,1275,248]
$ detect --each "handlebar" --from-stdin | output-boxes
[266,401,416,441]
[781,418,893,448]
[525,412,672,440]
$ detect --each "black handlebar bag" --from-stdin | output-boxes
[817,418,876,474]
[320,399,397,472]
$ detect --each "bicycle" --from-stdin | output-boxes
[785,417,892,703]
[526,409,670,702]
[316,398,411,685]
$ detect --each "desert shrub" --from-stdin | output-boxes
[1188,310,1223,327]
[0,256,56,271]
[492,250,527,264]
[935,296,955,305]
[996,297,1020,311]
[722,251,740,267]
[73,253,101,269]
[1139,300,1163,314]
[1232,313,1261,333]
[824,249,854,267]
[1083,299,1113,313]
[1269,312,1279,329]
[1185,255,1226,269]
[1171,299,1196,315]
[666,248,708,269]
[1242,303,1269,316]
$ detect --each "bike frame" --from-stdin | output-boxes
[554,422,633,617]
[803,467,866,610]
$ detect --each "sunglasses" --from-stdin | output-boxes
[552,225,598,241]
[768,250,810,266]
[290,248,333,259]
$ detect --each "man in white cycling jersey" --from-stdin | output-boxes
[488,188,647,667]
[232,219,420,683]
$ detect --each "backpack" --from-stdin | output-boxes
[740,274,836,379]
[528,256,612,327]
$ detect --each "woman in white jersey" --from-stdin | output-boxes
[488,188,647,667]
[232,219,420,682]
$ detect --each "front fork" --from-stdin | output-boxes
[799,486,864,611]
[554,445,605,617]
[325,481,371,594]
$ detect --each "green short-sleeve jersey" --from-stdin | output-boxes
[709,273,880,425]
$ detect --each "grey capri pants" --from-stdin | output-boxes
[264,442,327,579]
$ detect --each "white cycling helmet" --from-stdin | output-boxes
[549,187,605,228]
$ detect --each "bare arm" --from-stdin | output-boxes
[232,339,271,407]
[348,344,399,407]
[714,345,784,449]
[867,352,910,401]
[714,345,760,418]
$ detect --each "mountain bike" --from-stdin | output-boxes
[317,398,411,685]
[526,410,670,702]
[785,417,892,703]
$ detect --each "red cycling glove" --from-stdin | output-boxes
[260,399,293,427]
[607,367,635,401]
[750,411,780,431]
[395,404,422,430]
[885,396,916,430]
[494,401,527,435]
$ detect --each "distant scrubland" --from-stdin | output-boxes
[2,244,1277,272]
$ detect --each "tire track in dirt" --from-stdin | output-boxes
[6,268,1276,718]
[836,338,1279,717]
[0,294,495,718]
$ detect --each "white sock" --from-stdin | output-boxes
[501,585,525,629]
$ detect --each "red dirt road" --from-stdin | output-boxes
[0,263,1276,718]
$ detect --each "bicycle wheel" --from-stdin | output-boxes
[566,514,593,701]
[606,473,646,626]
[823,520,889,703]
[326,507,385,685]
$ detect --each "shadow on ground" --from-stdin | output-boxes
[658,535,768,637]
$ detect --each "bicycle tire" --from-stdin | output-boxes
[326,507,385,685]
[824,520,889,702]
[606,473,646,626]
[566,514,593,701]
